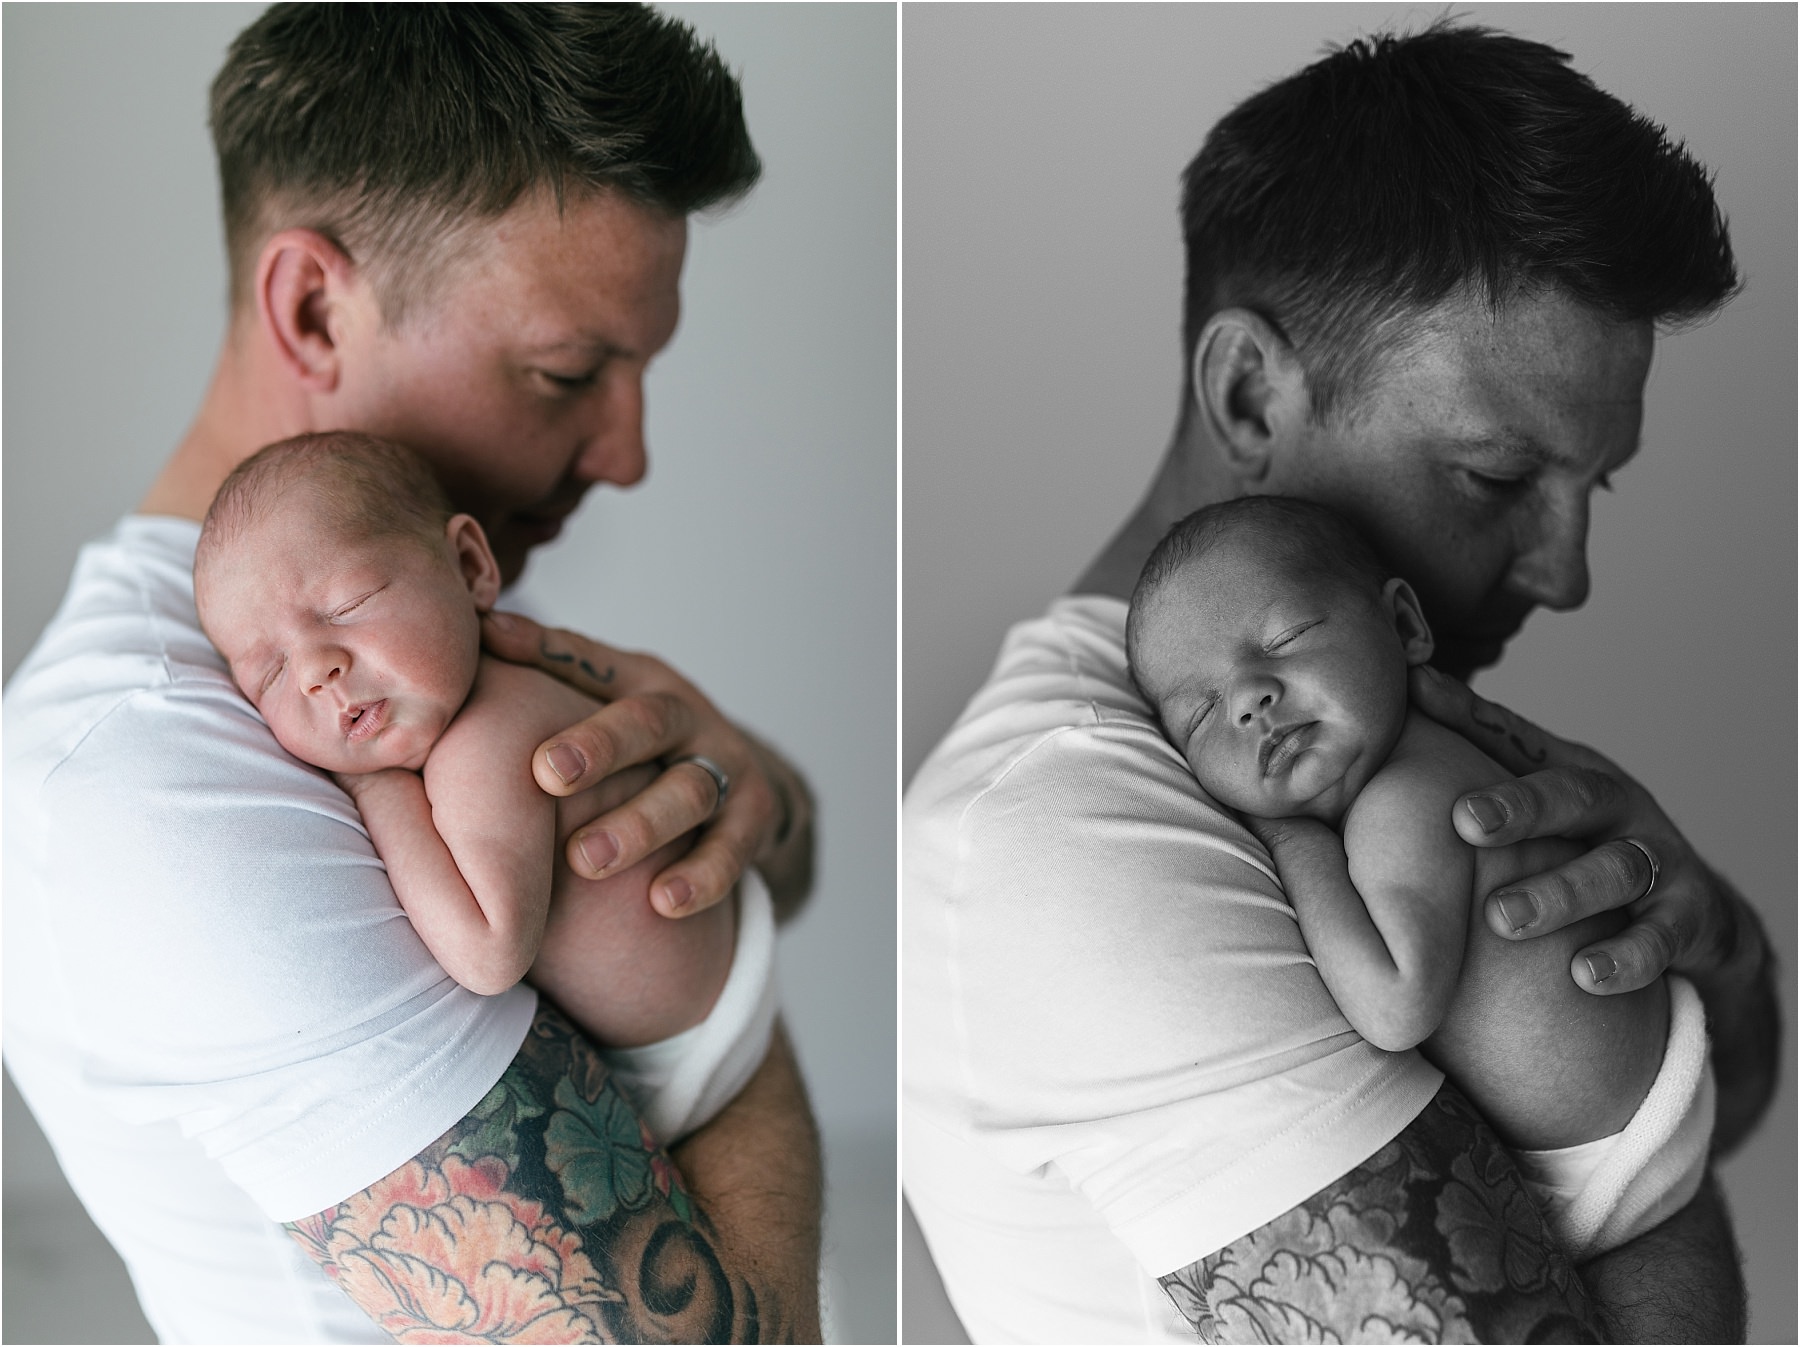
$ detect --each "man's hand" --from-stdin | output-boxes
[1409,665,1761,993]
[482,611,816,921]
[1411,665,1777,1151]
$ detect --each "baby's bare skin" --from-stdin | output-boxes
[1378,713,1668,1151]
[437,655,735,1047]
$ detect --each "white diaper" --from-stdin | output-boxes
[601,871,779,1144]
[1514,975,1712,1260]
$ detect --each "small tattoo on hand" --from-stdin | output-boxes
[1471,708,1546,763]
[578,658,615,685]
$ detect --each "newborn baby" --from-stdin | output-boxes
[1126,495,1712,1258]
[194,430,774,1142]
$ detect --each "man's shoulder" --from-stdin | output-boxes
[904,595,1281,923]
[907,594,1164,810]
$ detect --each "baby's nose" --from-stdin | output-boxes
[303,656,346,695]
[1233,676,1280,725]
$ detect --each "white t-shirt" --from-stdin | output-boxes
[4,515,537,1343]
[902,595,1444,1344]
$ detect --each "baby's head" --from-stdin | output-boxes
[1127,497,1435,824]
[195,431,501,773]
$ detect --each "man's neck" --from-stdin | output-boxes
[1071,421,1239,600]
[138,317,313,521]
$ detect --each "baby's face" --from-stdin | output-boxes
[1134,534,1426,823]
[198,495,485,773]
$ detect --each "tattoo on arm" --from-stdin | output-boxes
[1158,1083,1598,1344]
[285,1002,792,1343]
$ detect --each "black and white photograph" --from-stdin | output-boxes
[903,4,1795,1343]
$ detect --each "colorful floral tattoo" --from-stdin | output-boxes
[1157,1083,1600,1343]
[286,1002,787,1342]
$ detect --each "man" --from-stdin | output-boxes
[6,7,823,1341]
[904,22,1780,1343]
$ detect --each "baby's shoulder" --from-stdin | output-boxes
[433,657,601,764]
[1349,711,1507,834]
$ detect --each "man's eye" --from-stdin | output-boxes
[539,368,598,391]
[1462,469,1530,496]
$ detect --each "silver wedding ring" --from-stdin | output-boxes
[1621,837,1660,899]
[671,753,730,815]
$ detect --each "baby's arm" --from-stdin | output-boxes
[1253,764,1471,1051]
[339,709,555,997]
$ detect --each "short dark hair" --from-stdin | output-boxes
[1126,495,1389,679]
[211,3,761,321]
[197,430,455,589]
[1178,21,1739,425]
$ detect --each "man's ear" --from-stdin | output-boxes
[255,228,367,393]
[1191,308,1311,487]
[1382,577,1436,665]
[446,514,502,613]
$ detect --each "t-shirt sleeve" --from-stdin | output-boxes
[38,682,536,1221]
[930,721,1441,1274]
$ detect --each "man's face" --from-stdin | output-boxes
[327,190,687,584]
[1133,539,1414,824]
[197,493,484,774]
[1261,289,1654,676]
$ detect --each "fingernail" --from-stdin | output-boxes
[1463,794,1507,835]
[487,612,515,633]
[1585,951,1617,985]
[1495,890,1538,934]
[660,878,694,915]
[547,743,585,785]
[577,830,618,874]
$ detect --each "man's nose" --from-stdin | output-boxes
[301,649,349,695]
[574,368,648,488]
[1509,501,1592,612]
[1232,673,1281,726]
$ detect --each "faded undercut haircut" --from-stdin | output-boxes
[211,3,761,324]
[197,431,456,590]
[1126,496,1390,682]
[1178,20,1740,427]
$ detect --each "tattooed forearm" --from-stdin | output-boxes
[1159,1082,1599,1344]
[286,1001,805,1343]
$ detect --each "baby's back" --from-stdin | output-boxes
[433,655,736,1047]
[1354,713,1668,1151]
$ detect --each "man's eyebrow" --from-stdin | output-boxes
[1447,431,1564,466]
[1446,430,1640,473]
[523,335,628,360]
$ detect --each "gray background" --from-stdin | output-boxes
[902,3,1795,1342]
[2,4,895,1343]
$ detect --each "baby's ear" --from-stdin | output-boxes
[1382,577,1435,665]
[447,515,502,612]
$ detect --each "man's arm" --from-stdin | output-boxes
[1156,1081,1743,1343]
[1409,666,1779,1153]
[481,612,817,923]
[285,1000,822,1344]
